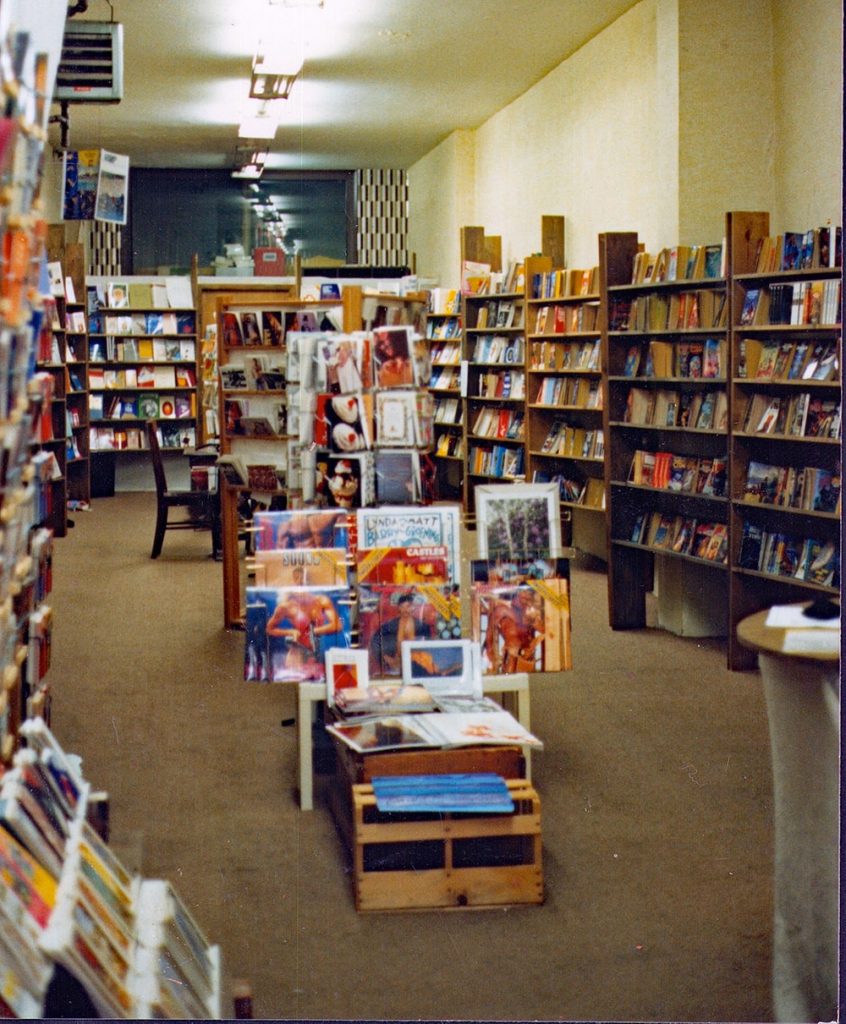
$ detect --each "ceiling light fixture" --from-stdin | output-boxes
[250,50,301,101]
[231,145,268,179]
[238,105,279,140]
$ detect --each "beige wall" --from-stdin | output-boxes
[677,0,777,244]
[771,0,843,231]
[406,130,475,287]
[408,0,842,283]
[473,0,662,269]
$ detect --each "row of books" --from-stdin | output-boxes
[534,473,604,509]
[531,301,600,335]
[531,267,599,299]
[430,340,461,365]
[471,333,524,364]
[93,392,195,422]
[433,397,462,425]
[468,443,524,479]
[429,366,460,390]
[461,259,524,297]
[738,523,838,587]
[88,312,196,337]
[534,375,602,409]
[537,421,604,460]
[621,337,725,379]
[473,299,524,330]
[90,337,196,364]
[630,513,728,562]
[89,365,197,389]
[435,432,463,458]
[610,288,727,332]
[427,288,462,315]
[753,226,842,274]
[475,369,525,400]
[88,278,195,313]
[221,307,334,348]
[739,279,840,327]
[738,392,840,440]
[623,387,727,431]
[90,424,196,451]
[530,338,600,372]
[628,450,727,496]
[469,407,525,442]
[631,243,724,284]
[737,338,838,382]
[742,460,840,514]
[425,315,461,339]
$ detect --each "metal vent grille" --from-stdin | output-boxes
[54,21,123,103]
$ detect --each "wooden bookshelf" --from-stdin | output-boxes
[600,226,734,633]
[726,211,842,669]
[426,288,463,501]
[86,276,200,455]
[525,263,603,550]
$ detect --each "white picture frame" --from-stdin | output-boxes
[475,482,562,559]
[400,638,482,698]
[325,647,369,707]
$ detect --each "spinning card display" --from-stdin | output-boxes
[358,584,462,679]
[244,587,352,683]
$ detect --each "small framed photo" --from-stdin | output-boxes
[475,482,562,559]
[325,648,369,707]
[400,638,481,698]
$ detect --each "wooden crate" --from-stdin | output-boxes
[351,778,543,912]
[328,740,526,853]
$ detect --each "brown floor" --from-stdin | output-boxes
[47,492,774,1021]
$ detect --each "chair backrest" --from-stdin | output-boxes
[145,420,167,497]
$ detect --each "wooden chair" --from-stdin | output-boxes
[145,421,220,558]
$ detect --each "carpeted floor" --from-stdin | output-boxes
[46,492,774,1021]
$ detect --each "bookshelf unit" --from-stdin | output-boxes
[461,261,537,517]
[426,288,463,501]
[86,277,200,455]
[525,263,604,547]
[726,211,842,669]
[32,296,70,538]
[601,228,734,633]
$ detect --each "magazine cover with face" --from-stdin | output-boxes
[358,584,462,679]
[470,558,572,674]
[244,586,352,682]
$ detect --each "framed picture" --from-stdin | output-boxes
[475,482,562,559]
[325,647,369,707]
[400,638,481,698]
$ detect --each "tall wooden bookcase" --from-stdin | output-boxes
[525,262,604,549]
[426,289,463,502]
[86,276,201,455]
[726,212,842,669]
[600,225,734,633]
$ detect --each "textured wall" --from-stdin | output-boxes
[355,168,410,267]
[771,0,843,231]
[407,0,842,283]
[407,130,475,288]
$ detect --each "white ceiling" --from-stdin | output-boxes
[56,0,639,171]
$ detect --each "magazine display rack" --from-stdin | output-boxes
[0,718,222,1018]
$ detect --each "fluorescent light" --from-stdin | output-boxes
[231,163,264,179]
[238,112,279,139]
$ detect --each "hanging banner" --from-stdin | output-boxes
[62,148,99,220]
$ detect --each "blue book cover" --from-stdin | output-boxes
[371,773,514,814]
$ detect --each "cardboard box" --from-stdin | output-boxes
[253,247,287,276]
